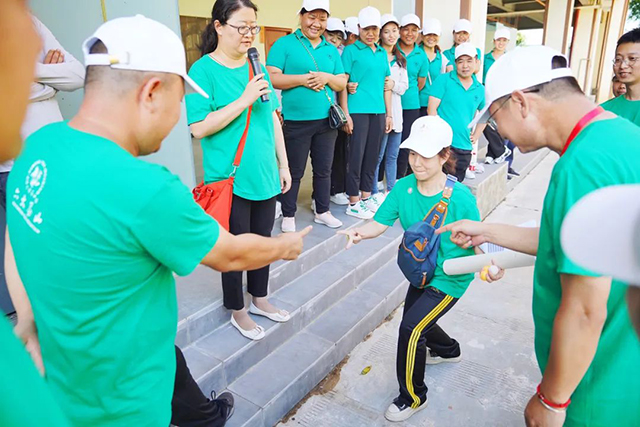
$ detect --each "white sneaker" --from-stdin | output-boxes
[346,200,374,219]
[465,169,476,180]
[385,397,429,422]
[314,211,343,229]
[425,349,462,365]
[365,193,385,213]
[494,147,512,164]
[330,192,350,205]
[475,163,485,174]
[275,201,282,219]
[377,181,384,191]
[281,217,296,233]
[484,156,494,165]
[311,199,316,214]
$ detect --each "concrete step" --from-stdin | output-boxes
[224,260,408,427]
[182,224,403,395]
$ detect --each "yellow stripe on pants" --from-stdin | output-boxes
[405,294,454,409]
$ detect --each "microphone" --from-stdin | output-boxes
[247,47,269,103]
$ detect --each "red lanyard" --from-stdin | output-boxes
[561,106,605,156]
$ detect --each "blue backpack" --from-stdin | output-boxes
[397,175,457,289]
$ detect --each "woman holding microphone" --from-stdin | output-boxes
[187,0,291,340]
[267,0,347,232]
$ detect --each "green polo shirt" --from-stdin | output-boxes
[534,117,640,426]
[601,95,640,127]
[7,122,220,427]
[0,317,70,426]
[399,44,429,110]
[419,49,446,108]
[443,45,482,64]
[266,29,344,121]
[342,40,391,114]
[187,56,281,201]
[429,71,485,151]
[483,50,503,83]
[374,175,480,298]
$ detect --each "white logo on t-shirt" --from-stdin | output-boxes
[12,160,47,234]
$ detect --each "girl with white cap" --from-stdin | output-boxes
[325,17,346,51]
[340,116,503,422]
[419,18,449,117]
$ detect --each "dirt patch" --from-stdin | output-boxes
[279,355,350,424]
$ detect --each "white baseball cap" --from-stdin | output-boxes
[400,13,421,29]
[381,14,400,29]
[299,0,330,15]
[453,19,473,34]
[494,27,511,40]
[422,18,442,36]
[561,185,640,285]
[83,15,207,98]
[455,42,478,60]
[399,116,453,158]
[470,45,574,127]
[345,16,359,35]
[326,17,346,38]
[359,6,381,29]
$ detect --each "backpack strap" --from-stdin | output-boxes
[424,175,458,228]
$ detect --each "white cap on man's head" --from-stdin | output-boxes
[453,19,473,34]
[399,116,453,158]
[359,7,381,29]
[494,27,511,40]
[470,45,574,127]
[299,0,330,15]
[381,14,400,29]
[326,17,346,38]
[422,18,442,36]
[455,42,478,60]
[561,185,640,285]
[82,15,208,98]
[400,13,421,28]
[345,17,359,35]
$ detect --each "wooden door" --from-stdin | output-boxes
[263,26,292,58]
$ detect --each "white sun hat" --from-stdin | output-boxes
[345,16,359,35]
[381,14,400,29]
[494,27,511,40]
[326,17,346,38]
[299,0,330,15]
[455,42,478,60]
[453,19,473,34]
[399,116,453,159]
[422,18,442,36]
[400,13,421,29]
[359,6,381,29]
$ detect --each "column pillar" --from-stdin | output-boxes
[543,0,574,54]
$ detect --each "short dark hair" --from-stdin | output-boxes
[527,55,583,99]
[201,0,258,56]
[617,27,640,47]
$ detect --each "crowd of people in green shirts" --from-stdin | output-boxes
[1,0,640,426]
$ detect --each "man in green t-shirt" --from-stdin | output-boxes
[440,46,640,427]
[6,16,310,427]
[602,28,640,126]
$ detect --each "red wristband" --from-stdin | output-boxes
[537,384,571,409]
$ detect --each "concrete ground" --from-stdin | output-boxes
[278,153,558,427]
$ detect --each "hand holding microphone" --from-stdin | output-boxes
[241,73,271,107]
[247,47,270,103]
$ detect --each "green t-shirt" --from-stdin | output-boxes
[483,50,501,83]
[0,317,70,426]
[398,44,429,110]
[266,29,344,121]
[342,40,391,115]
[187,56,281,201]
[374,175,480,298]
[7,122,220,427]
[534,117,640,426]
[601,95,640,127]
[430,71,485,151]
[419,49,446,108]
[443,45,482,65]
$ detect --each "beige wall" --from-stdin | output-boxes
[178,0,392,58]
[570,8,595,91]
[543,0,574,53]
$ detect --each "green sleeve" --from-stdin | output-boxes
[262,65,280,111]
[186,61,216,125]
[266,37,287,70]
[131,172,220,277]
[478,87,486,110]
[374,185,401,226]
[342,46,354,77]
[333,47,345,75]
[418,54,429,78]
[429,73,447,100]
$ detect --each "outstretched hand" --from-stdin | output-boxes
[337,228,362,249]
[436,220,488,249]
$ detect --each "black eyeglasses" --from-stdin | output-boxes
[486,88,540,130]
[227,24,261,35]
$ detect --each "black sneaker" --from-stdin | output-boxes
[508,167,520,177]
[425,349,462,365]
[385,396,429,422]
[211,391,235,423]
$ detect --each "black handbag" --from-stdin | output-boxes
[295,34,348,129]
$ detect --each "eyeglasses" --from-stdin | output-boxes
[485,88,540,130]
[227,24,261,35]
[613,56,639,67]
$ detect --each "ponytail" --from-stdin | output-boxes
[392,43,407,69]
[200,0,258,56]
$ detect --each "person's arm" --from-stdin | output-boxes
[201,225,311,272]
[437,221,540,256]
[339,80,353,134]
[427,96,441,115]
[338,221,389,249]
[384,89,393,133]
[190,73,270,140]
[471,123,487,143]
[417,76,427,91]
[392,68,409,96]
[524,274,610,426]
[308,72,347,92]
[266,66,313,90]
[273,111,291,194]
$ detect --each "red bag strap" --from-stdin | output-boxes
[231,60,256,176]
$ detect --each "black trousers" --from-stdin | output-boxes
[396,286,460,408]
[347,114,385,197]
[222,195,276,311]
[483,125,507,159]
[331,130,349,196]
[396,109,421,179]
[451,147,472,183]
[280,119,337,216]
[419,107,429,117]
[172,346,227,427]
